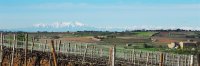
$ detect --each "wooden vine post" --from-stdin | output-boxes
[45,40,47,52]
[0,33,3,66]
[24,33,28,66]
[109,45,116,66]
[1,33,4,50]
[0,33,3,51]
[9,34,12,49]
[177,55,180,66]
[83,44,88,62]
[197,54,200,66]
[190,55,194,66]
[151,52,153,66]
[108,47,112,65]
[111,45,116,66]
[91,45,94,58]
[133,49,136,65]
[159,52,164,66]
[50,40,58,66]
[74,44,77,56]
[43,39,45,52]
[100,49,103,57]
[155,53,158,65]
[55,40,57,52]
[74,44,77,52]
[11,34,16,66]
[184,55,187,66]
[146,52,150,66]
[68,43,71,54]
[31,37,35,53]
[58,40,61,54]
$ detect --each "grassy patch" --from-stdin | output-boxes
[133,32,157,37]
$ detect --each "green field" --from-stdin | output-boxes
[133,32,157,37]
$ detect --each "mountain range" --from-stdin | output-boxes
[1,22,199,32]
[5,22,124,32]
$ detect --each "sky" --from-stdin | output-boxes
[0,0,200,30]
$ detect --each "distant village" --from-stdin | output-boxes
[168,39,200,49]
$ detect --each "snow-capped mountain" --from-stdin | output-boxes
[3,21,198,32]
[33,22,85,28]
[3,21,125,32]
[25,22,93,32]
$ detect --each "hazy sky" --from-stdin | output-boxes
[0,0,200,29]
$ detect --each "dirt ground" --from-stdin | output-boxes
[153,37,178,43]
[38,36,100,43]
[60,37,99,43]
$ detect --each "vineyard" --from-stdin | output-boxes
[0,33,200,66]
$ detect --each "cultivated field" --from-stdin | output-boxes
[0,31,200,66]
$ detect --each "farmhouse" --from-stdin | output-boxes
[168,40,199,49]
[168,42,180,49]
